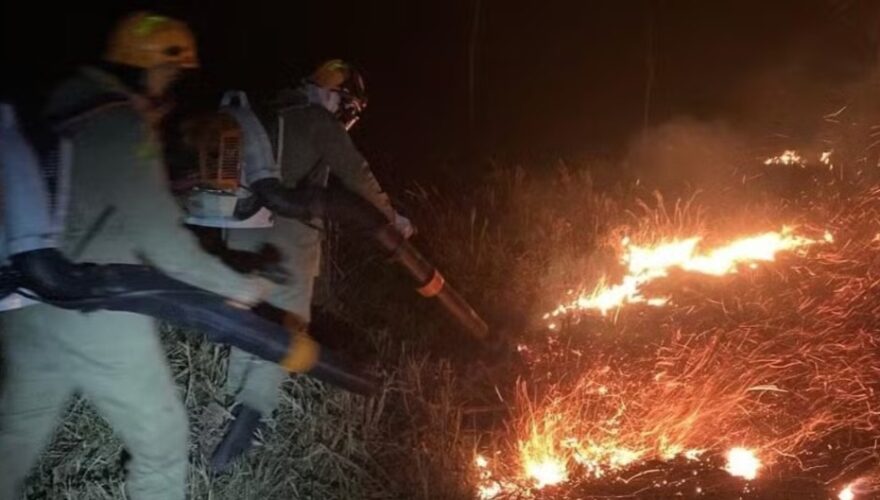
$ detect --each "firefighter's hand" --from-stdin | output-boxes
[393,213,416,239]
[227,276,276,309]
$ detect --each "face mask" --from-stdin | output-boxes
[305,84,341,114]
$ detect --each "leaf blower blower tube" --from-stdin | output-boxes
[249,178,491,341]
[5,250,378,396]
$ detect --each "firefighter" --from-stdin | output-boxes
[210,60,413,471]
[0,12,272,500]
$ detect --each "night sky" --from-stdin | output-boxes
[3,1,879,180]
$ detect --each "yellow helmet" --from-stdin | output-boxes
[309,59,367,128]
[310,59,352,90]
[104,12,199,69]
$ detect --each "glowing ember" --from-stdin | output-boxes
[477,482,501,500]
[821,150,833,168]
[474,455,512,500]
[724,447,760,480]
[764,149,834,168]
[547,227,822,318]
[839,484,855,500]
[764,150,803,165]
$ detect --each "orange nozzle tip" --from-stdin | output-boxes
[417,270,445,298]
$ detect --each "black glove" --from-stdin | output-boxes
[0,265,22,299]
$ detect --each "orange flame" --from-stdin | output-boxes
[725,447,761,480]
[506,378,706,493]
[764,150,803,165]
[524,456,568,488]
[546,227,822,319]
[517,413,570,488]
[475,455,512,499]
[838,481,865,500]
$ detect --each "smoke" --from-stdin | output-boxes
[624,2,880,194]
[624,64,880,196]
[623,117,749,194]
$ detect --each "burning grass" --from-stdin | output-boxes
[544,226,825,317]
[470,177,880,498]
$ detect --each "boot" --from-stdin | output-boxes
[209,404,263,474]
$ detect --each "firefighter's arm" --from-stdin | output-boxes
[112,117,268,304]
[311,110,396,222]
[249,177,315,220]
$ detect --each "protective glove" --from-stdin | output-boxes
[393,212,416,239]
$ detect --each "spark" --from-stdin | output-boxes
[724,447,760,480]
